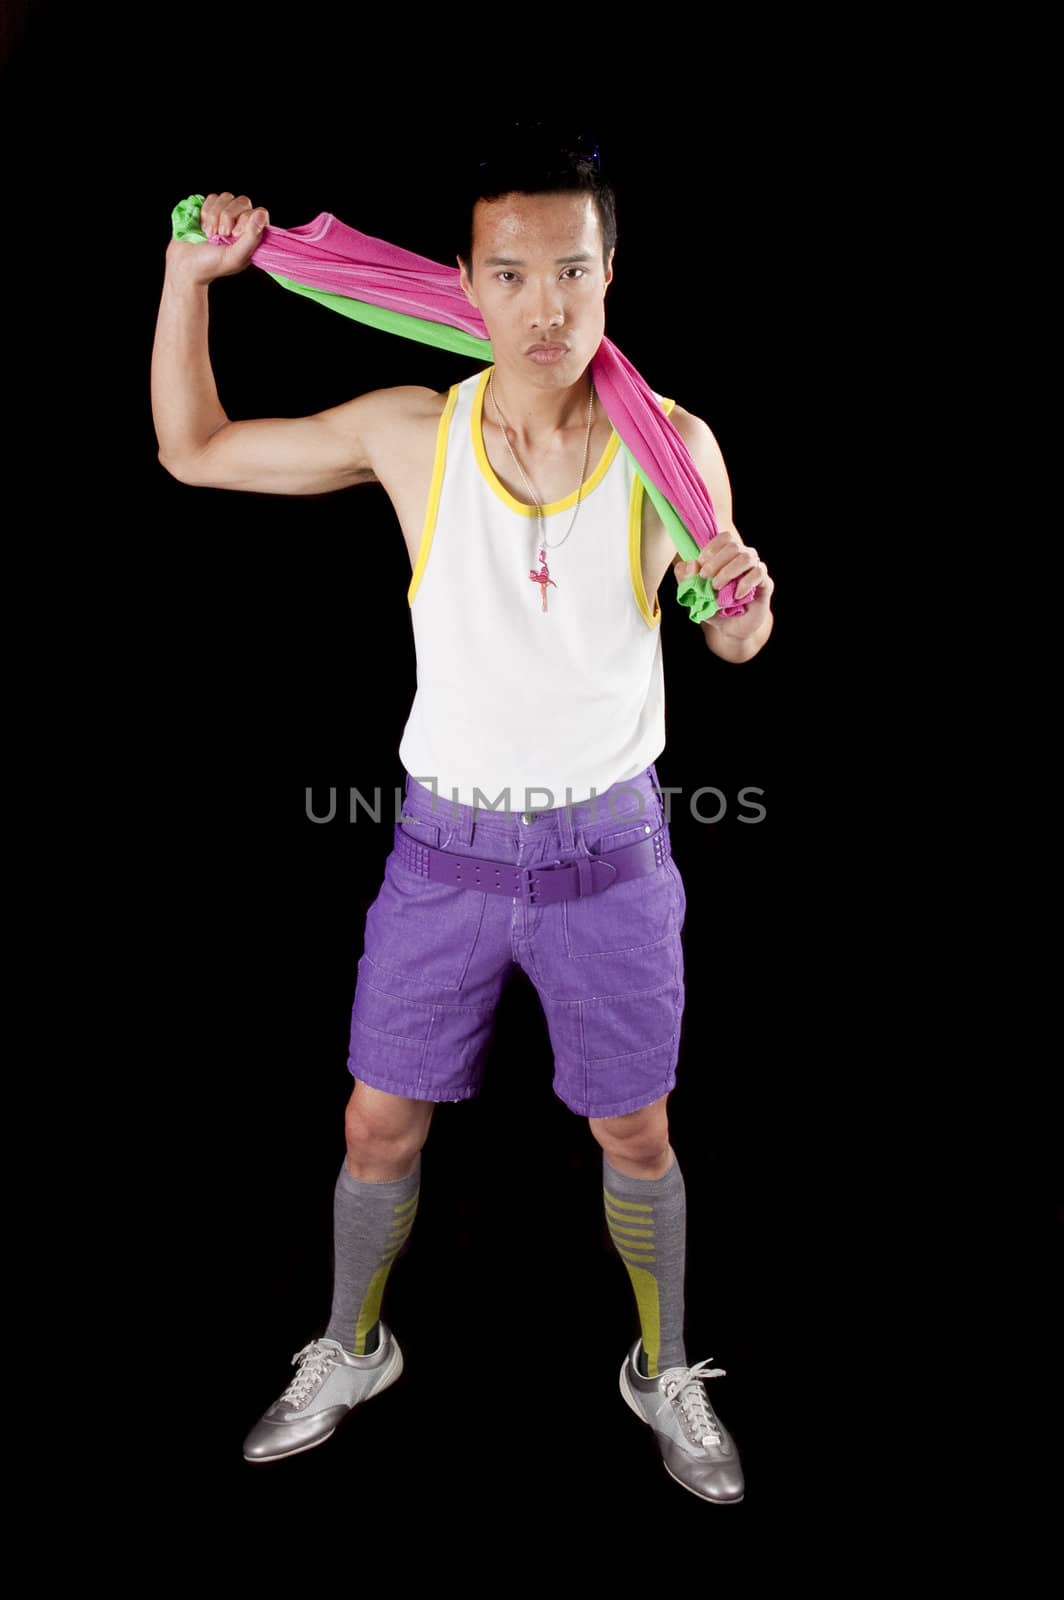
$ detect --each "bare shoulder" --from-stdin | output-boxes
[666,403,727,474]
[356,385,456,569]
[348,384,447,479]
[663,402,734,524]
[640,400,737,594]
[361,383,448,424]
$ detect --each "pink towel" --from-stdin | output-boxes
[191,201,757,619]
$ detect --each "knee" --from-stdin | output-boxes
[588,1095,671,1169]
[344,1081,433,1172]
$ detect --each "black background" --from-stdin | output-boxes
[6,4,1001,1550]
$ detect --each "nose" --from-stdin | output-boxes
[530,282,565,332]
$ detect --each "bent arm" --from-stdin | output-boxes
[151,275,230,473]
[151,269,430,495]
[164,400,385,496]
[668,405,774,663]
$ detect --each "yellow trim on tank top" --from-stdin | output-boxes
[629,393,676,628]
[471,366,621,516]
[408,382,460,606]
[411,375,678,623]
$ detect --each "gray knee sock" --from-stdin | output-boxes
[323,1155,421,1356]
[603,1151,688,1377]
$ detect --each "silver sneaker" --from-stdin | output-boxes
[243,1323,404,1463]
[619,1336,745,1504]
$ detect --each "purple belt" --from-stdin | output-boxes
[392,819,673,905]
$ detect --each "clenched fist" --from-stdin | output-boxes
[165,192,270,287]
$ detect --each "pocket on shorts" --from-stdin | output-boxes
[562,821,680,959]
[582,977,682,1062]
[397,812,449,850]
[363,812,483,990]
[593,821,655,857]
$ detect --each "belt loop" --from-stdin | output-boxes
[648,761,664,828]
[556,796,575,851]
[452,794,474,845]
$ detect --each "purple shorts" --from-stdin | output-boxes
[346,760,686,1119]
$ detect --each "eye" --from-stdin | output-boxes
[494,268,588,284]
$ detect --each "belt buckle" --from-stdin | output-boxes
[519,858,570,904]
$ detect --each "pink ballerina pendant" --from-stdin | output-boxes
[529,548,557,612]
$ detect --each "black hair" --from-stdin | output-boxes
[456,119,618,286]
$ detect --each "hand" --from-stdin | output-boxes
[673,529,775,641]
[165,191,270,287]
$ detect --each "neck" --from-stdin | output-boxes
[488,363,593,450]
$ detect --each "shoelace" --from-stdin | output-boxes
[279,1340,342,1409]
[654,1357,728,1449]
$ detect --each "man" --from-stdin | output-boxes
[152,132,774,1504]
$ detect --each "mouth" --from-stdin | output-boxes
[526,344,569,364]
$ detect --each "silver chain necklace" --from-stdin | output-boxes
[488,365,595,613]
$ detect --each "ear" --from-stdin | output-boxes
[457,256,478,308]
[604,247,615,292]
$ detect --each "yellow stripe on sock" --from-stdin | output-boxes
[353,1262,393,1355]
[606,1220,654,1240]
[348,1190,419,1354]
[604,1183,664,1376]
[605,1212,654,1234]
[609,1228,655,1250]
[603,1187,653,1214]
[622,1263,662,1377]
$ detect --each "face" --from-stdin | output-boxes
[458,191,614,382]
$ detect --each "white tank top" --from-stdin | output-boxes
[397,365,675,810]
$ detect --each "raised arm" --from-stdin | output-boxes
[151,190,426,495]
